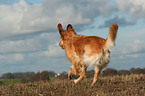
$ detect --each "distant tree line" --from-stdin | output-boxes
[57,67,145,80]
[0,68,145,81]
[21,71,50,83]
[101,67,145,76]
[0,70,56,79]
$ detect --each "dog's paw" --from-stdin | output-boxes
[74,79,77,84]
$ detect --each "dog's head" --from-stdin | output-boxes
[58,23,76,49]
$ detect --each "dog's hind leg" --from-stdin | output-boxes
[91,66,100,86]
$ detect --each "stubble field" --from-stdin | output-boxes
[0,74,145,96]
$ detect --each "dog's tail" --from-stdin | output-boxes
[105,23,118,49]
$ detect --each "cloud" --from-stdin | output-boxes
[0,31,64,63]
[123,40,145,54]
[0,32,61,57]
[116,0,145,19]
[45,45,65,57]
[0,34,49,54]
[13,53,24,61]
[0,0,117,38]
[98,16,135,28]
[0,53,24,65]
[1,0,145,38]
[0,31,66,73]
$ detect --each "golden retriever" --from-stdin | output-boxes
[58,23,118,86]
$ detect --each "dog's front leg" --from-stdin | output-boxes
[74,64,87,84]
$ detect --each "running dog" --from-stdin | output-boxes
[58,23,118,86]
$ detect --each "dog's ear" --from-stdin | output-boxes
[57,23,64,33]
[67,24,74,31]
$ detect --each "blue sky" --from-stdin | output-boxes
[0,0,145,75]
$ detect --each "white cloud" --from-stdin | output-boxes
[13,53,24,61]
[0,0,117,38]
[0,31,64,68]
[123,40,145,54]
[45,45,64,57]
[0,36,48,53]
[0,31,61,53]
[0,53,24,64]
[117,0,145,19]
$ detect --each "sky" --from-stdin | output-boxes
[0,0,145,75]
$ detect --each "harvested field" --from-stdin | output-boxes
[0,74,145,96]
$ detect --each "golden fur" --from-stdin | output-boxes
[58,23,118,86]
